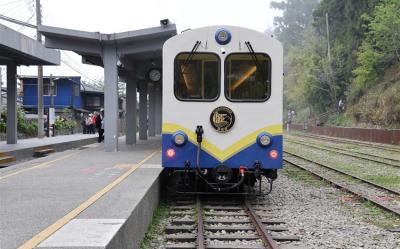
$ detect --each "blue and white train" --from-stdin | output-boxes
[161,26,283,194]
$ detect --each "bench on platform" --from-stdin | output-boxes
[33,147,55,157]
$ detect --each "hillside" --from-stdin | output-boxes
[327,63,400,128]
[271,0,400,128]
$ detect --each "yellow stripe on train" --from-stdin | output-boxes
[162,123,283,162]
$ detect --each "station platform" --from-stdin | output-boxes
[0,136,162,249]
[0,134,98,165]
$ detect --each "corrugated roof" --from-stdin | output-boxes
[80,82,103,93]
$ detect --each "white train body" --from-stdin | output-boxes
[161,26,283,193]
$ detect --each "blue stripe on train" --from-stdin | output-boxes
[162,134,283,169]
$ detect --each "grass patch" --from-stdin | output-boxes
[140,201,171,249]
[359,201,400,229]
[284,141,400,191]
[282,164,326,187]
[364,175,400,188]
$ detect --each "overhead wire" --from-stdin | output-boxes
[0,0,25,6]
[41,12,103,86]
[17,10,34,32]
[17,0,34,32]
[0,0,33,33]
[60,59,102,88]
[1,0,102,88]
[61,51,99,79]
[2,0,30,17]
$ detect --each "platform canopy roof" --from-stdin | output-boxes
[38,23,177,76]
[0,24,60,66]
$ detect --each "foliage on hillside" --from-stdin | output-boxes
[272,0,400,127]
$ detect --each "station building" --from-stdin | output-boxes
[1,20,177,151]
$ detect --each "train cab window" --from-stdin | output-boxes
[225,53,271,102]
[174,53,220,101]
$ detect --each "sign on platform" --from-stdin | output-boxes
[49,108,55,125]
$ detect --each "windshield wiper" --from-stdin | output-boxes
[174,41,202,96]
[181,40,201,74]
[245,41,266,83]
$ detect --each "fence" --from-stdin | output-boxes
[289,124,400,145]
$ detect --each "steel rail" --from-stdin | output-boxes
[284,150,400,195]
[291,132,400,153]
[196,196,205,249]
[244,199,280,249]
[284,152,400,217]
[288,137,400,164]
[285,138,400,168]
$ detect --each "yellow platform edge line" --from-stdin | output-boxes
[162,123,282,161]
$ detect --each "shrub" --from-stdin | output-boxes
[54,118,76,131]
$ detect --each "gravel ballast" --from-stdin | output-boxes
[262,167,400,249]
[142,168,400,249]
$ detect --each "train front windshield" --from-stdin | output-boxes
[174,52,270,102]
[174,53,220,101]
[225,53,271,101]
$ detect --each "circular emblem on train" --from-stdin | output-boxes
[210,106,235,133]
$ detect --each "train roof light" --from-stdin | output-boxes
[215,28,231,45]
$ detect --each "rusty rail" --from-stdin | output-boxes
[244,200,280,249]
[196,196,205,249]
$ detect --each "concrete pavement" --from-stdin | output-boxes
[0,134,98,164]
[0,136,162,249]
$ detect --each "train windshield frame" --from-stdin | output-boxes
[224,53,271,102]
[174,52,220,102]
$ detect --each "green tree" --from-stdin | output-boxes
[313,0,380,101]
[271,0,320,52]
[284,27,332,113]
[352,0,400,100]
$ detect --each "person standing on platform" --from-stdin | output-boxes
[91,113,97,134]
[96,109,104,142]
[80,113,87,134]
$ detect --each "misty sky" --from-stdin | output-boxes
[0,0,281,83]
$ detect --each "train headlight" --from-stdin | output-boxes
[215,28,231,45]
[173,131,187,146]
[257,132,273,147]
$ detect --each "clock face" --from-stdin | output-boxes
[149,69,161,82]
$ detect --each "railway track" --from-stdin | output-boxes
[165,197,299,249]
[290,132,400,153]
[283,151,400,217]
[285,137,400,168]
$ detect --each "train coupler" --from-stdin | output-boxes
[183,160,191,186]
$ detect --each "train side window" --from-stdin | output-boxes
[224,53,271,102]
[174,53,220,101]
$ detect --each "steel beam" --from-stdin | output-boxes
[148,83,156,137]
[138,82,148,140]
[126,77,137,144]
[6,64,17,144]
[155,85,162,134]
[102,44,119,152]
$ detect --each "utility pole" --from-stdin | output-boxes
[36,0,44,138]
[326,13,331,65]
[325,12,337,106]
